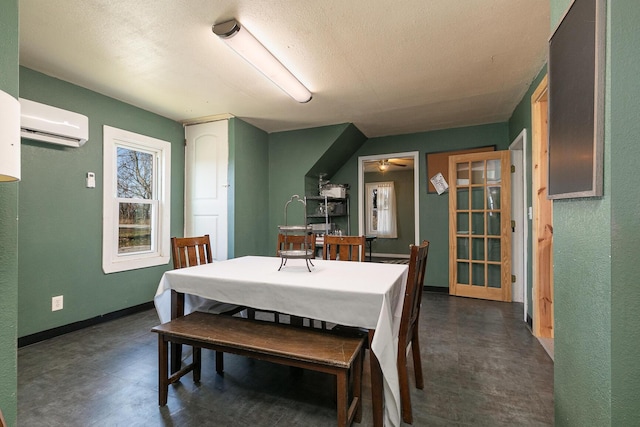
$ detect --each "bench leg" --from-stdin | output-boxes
[158,336,169,406]
[170,343,182,374]
[353,348,363,423]
[193,347,202,383]
[336,371,348,427]
[216,351,224,375]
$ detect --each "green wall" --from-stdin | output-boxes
[332,123,510,287]
[267,123,362,247]
[18,68,185,337]
[364,169,415,254]
[550,0,611,425]
[610,2,640,424]
[0,1,19,424]
[228,118,270,257]
[548,0,640,425]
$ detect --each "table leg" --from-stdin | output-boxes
[369,329,384,427]
[366,238,374,262]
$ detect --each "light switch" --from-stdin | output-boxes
[86,172,96,188]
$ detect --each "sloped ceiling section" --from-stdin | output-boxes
[307,124,368,182]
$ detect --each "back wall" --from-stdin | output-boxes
[332,123,510,288]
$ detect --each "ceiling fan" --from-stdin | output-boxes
[377,158,406,172]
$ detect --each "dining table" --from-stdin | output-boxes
[154,255,409,427]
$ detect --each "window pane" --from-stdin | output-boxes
[471,187,485,210]
[487,186,501,209]
[487,264,501,288]
[457,237,469,260]
[456,162,470,185]
[486,159,501,183]
[117,147,153,199]
[457,262,469,284]
[118,202,152,254]
[456,188,469,210]
[472,263,485,286]
[472,238,485,260]
[471,161,484,184]
[487,212,501,236]
[487,238,501,261]
[457,212,469,234]
[472,212,484,235]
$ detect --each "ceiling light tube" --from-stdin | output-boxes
[0,90,21,182]
[213,19,312,103]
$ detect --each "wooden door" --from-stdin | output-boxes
[184,120,229,261]
[449,151,511,302]
[532,75,554,338]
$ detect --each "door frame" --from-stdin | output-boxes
[358,151,420,245]
[531,75,554,338]
[510,129,528,315]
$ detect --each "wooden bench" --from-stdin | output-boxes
[151,312,365,427]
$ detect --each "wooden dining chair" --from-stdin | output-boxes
[330,239,429,423]
[397,240,429,424]
[276,232,316,257]
[170,235,245,374]
[314,235,366,329]
[171,235,245,318]
[322,235,366,262]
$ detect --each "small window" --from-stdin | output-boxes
[102,126,171,273]
[365,181,397,238]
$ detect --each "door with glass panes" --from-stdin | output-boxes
[448,151,511,302]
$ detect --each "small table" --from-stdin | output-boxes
[155,256,408,427]
[365,236,376,261]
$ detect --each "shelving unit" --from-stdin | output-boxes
[305,195,350,236]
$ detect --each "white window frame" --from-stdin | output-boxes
[365,181,398,238]
[102,125,171,273]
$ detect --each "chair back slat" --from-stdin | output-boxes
[322,235,366,262]
[171,235,214,269]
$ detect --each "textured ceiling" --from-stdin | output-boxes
[19,0,549,138]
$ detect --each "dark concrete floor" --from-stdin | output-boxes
[18,292,553,426]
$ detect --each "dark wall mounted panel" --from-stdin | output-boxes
[548,0,605,199]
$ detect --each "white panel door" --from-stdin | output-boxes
[185,120,229,261]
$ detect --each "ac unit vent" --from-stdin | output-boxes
[19,98,89,147]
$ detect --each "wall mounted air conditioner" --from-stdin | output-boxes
[19,98,89,147]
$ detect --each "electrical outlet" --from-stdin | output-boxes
[52,295,63,311]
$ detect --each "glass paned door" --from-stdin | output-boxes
[448,151,511,302]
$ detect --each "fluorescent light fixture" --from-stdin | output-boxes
[213,19,312,103]
[0,90,20,182]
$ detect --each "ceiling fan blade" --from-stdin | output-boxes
[388,160,406,167]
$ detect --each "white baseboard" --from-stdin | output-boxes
[371,252,410,259]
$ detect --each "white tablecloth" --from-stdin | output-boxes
[154,255,408,426]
